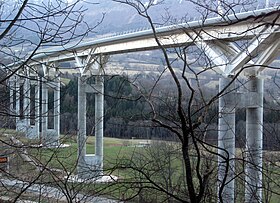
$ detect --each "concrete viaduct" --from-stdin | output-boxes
[6,6,280,203]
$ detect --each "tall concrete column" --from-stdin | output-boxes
[9,79,14,114]
[54,76,60,140]
[34,78,40,139]
[245,76,263,203]
[41,77,48,143]
[15,76,20,130]
[23,78,31,129]
[77,76,87,176]
[9,79,15,129]
[217,76,236,203]
[95,75,104,170]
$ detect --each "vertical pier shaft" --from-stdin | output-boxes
[23,78,30,128]
[245,76,263,203]
[41,77,48,142]
[9,79,14,114]
[77,76,87,176]
[15,76,20,130]
[34,78,40,139]
[95,75,104,170]
[54,76,60,140]
[218,77,236,203]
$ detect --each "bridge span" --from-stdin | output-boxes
[6,5,280,203]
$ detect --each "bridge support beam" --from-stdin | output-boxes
[15,75,30,133]
[23,77,38,139]
[77,74,104,179]
[245,76,263,203]
[9,78,15,128]
[34,78,40,139]
[94,75,104,174]
[9,79,14,115]
[23,77,30,130]
[53,76,60,144]
[217,76,236,203]
[77,76,87,178]
[15,75,20,131]
[12,74,38,138]
[40,75,61,146]
[41,77,48,143]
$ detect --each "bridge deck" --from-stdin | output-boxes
[23,7,280,64]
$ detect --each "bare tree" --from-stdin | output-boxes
[0,0,106,202]
[1,0,280,202]
[96,0,280,202]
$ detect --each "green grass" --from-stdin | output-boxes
[0,128,17,135]
[29,136,139,172]
[2,130,280,202]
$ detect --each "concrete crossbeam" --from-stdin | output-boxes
[236,92,263,108]
[85,84,102,94]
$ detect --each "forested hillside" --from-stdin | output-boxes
[55,71,280,151]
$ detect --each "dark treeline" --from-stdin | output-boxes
[1,73,280,150]
[59,75,175,140]
[57,74,280,150]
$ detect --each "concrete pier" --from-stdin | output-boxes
[94,75,104,173]
[217,77,236,203]
[23,78,30,129]
[9,79,14,114]
[9,78,16,129]
[77,74,105,179]
[41,77,48,144]
[15,76,20,131]
[245,76,263,203]
[40,75,61,146]
[53,76,60,145]
[77,76,87,178]
[34,78,40,139]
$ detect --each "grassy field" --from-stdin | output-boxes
[30,135,280,202]
[28,135,150,173]
[1,130,280,202]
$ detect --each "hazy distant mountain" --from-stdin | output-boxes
[84,0,267,36]
[2,0,272,45]
[3,0,271,37]
[85,0,197,35]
